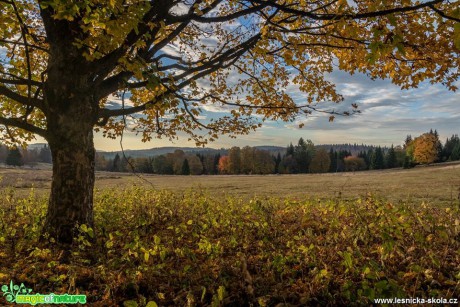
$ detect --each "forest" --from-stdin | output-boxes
[2,129,459,175]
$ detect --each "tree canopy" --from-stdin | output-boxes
[1,0,459,146]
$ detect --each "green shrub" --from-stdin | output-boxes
[0,188,459,305]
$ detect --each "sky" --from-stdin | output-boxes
[89,68,460,151]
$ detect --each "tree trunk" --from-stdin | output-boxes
[42,109,96,244]
[41,38,99,244]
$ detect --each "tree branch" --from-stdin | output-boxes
[0,77,42,86]
[253,0,444,21]
[429,4,460,22]
[0,85,43,109]
[0,38,49,52]
[11,0,33,108]
[97,89,172,121]
[91,1,177,80]
[0,116,48,137]
[96,6,196,97]
[171,4,267,23]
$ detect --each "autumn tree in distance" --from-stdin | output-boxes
[0,0,459,244]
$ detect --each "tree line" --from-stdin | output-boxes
[91,129,460,175]
[2,129,460,173]
[0,144,52,166]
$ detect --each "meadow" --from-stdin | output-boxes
[1,162,460,204]
[0,164,459,306]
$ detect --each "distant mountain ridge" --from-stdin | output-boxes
[96,146,287,159]
[28,143,388,159]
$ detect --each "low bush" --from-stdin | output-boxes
[0,187,459,306]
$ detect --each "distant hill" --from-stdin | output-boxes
[29,142,387,160]
[97,147,226,159]
[95,143,391,160]
[97,146,286,159]
[253,145,286,155]
[27,143,48,150]
[316,143,389,156]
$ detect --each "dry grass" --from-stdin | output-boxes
[1,162,460,205]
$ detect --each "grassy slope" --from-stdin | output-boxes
[1,162,460,204]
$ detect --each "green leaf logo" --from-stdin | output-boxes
[1,280,33,303]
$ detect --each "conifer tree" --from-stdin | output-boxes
[181,158,190,175]
[112,153,121,172]
[329,148,337,172]
[6,147,23,166]
[370,147,384,170]
[451,144,460,161]
[443,135,460,161]
[385,145,398,169]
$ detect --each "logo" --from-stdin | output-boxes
[1,280,86,305]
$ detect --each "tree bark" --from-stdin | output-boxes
[40,35,99,244]
[43,126,96,244]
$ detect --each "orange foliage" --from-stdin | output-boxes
[413,133,438,164]
[218,155,230,174]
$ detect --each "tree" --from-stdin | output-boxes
[430,129,443,162]
[451,143,460,161]
[38,145,52,163]
[240,146,254,174]
[279,154,297,174]
[370,147,384,170]
[153,154,173,174]
[218,156,230,174]
[413,133,439,164]
[442,134,460,161]
[274,152,282,174]
[404,140,417,168]
[1,1,458,243]
[171,150,186,174]
[385,145,398,169]
[337,149,351,172]
[133,157,154,173]
[187,155,203,175]
[309,148,330,173]
[0,144,7,162]
[394,145,406,167]
[253,149,275,174]
[344,156,366,172]
[286,143,295,157]
[357,150,372,170]
[292,138,315,173]
[181,158,190,175]
[202,154,218,175]
[95,153,109,171]
[228,146,241,174]
[6,147,23,166]
[21,147,39,165]
[329,148,337,172]
[119,155,134,172]
[112,153,121,172]
[404,135,413,150]
[213,154,221,175]
[294,138,309,173]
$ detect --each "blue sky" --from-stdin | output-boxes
[91,68,460,151]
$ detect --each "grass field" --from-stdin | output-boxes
[1,162,460,205]
[1,163,459,305]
